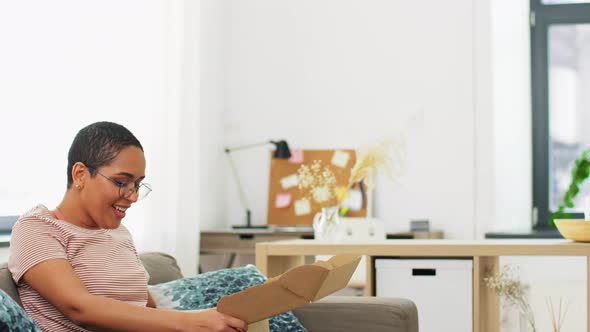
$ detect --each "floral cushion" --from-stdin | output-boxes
[148,265,307,332]
[0,289,41,332]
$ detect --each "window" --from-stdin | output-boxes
[0,216,17,235]
[531,0,590,227]
[0,1,164,241]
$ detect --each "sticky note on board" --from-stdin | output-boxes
[294,199,311,216]
[288,149,304,164]
[331,150,350,168]
[280,174,299,190]
[275,193,292,208]
[342,189,363,211]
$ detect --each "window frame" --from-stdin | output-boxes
[531,0,590,228]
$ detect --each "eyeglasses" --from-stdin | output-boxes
[86,166,152,200]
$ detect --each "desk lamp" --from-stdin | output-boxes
[225,140,291,229]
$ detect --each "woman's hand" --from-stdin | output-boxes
[182,308,248,332]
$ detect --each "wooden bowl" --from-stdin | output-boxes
[554,219,590,242]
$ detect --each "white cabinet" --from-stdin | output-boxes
[376,258,473,332]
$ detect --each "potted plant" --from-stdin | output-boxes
[552,148,590,225]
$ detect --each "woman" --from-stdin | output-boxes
[8,122,247,332]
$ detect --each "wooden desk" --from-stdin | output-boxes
[200,229,311,255]
[199,229,442,271]
[200,229,444,255]
[255,239,590,332]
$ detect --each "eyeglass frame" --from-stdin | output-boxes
[85,165,152,200]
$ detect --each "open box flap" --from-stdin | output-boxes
[216,254,361,324]
[276,264,330,300]
[312,255,361,301]
[217,280,308,323]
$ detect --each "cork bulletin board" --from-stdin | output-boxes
[266,149,368,227]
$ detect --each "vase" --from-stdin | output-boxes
[313,206,341,241]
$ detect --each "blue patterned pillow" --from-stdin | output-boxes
[148,265,307,332]
[0,289,41,332]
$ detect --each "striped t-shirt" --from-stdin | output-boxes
[8,204,149,332]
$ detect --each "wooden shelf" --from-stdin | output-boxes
[255,239,590,332]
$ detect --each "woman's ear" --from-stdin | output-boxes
[71,162,88,189]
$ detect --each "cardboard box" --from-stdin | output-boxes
[217,254,362,332]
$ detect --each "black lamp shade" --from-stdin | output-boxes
[272,140,291,159]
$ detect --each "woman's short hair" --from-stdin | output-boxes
[67,122,143,188]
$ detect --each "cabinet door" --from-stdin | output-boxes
[376,258,473,332]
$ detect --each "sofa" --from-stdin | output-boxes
[0,252,418,332]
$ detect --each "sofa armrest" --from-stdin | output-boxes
[292,296,418,332]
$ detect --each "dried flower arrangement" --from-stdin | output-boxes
[297,160,339,208]
[349,139,405,190]
[296,139,405,211]
[484,265,537,332]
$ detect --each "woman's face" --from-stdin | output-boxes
[80,146,146,229]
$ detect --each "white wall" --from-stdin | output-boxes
[200,0,230,230]
[0,0,167,222]
[198,0,498,239]
[474,0,532,237]
[474,0,496,239]
[0,0,201,275]
[222,0,476,238]
[490,0,532,234]
[196,0,533,239]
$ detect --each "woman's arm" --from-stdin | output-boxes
[23,259,247,332]
[147,290,157,308]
